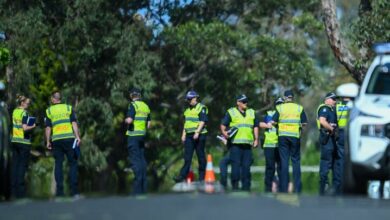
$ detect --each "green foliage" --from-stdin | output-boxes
[0,47,10,69]
[27,157,55,198]
[352,0,390,48]
[77,97,114,144]
[78,136,108,172]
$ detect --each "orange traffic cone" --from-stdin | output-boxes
[204,154,216,183]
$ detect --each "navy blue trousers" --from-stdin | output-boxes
[230,144,252,191]
[219,154,230,187]
[53,139,78,196]
[319,132,341,195]
[128,136,147,195]
[11,142,30,198]
[264,147,281,192]
[179,134,206,181]
[278,136,301,193]
[334,129,345,195]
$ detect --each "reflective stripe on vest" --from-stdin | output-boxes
[316,104,333,129]
[336,102,349,128]
[228,108,255,144]
[276,103,303,138]
[184,103,208,134]
[126,100,150,137]
[11,108,31,144]
[264,110,278,148]
[46,104,75,141]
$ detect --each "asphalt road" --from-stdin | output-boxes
[1,193,389,220]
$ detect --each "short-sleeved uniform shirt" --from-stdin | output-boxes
[318,105,337,128]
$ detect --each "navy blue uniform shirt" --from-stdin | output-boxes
[21,112,28,125]
[318,105,337,127]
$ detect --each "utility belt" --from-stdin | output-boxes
[319,126,339,145]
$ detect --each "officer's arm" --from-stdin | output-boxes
[125,104,135,125]
[267,111,279,127]
[44,115,52,144]
[300,109,308,128]
[259,122,270,128]
[22,124,35,131]
[72,122,81,140]
[21,113,35,131]
[319,117,333,132]
[146,114,151,129]
[220,124,229,138]
[220,113,230,138]
[253,127,259,147]
[45,126,51,143]
[195,107,207,133]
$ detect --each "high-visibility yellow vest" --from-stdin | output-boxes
[336,102,349,129]
[184,103,208,134]
[126,101,150,137]
[228,107,255,145]
[11,108,31,144]
[264,110,278,148]
[276,102,303,138]
[316,104,333,129]
[46,104,75,141]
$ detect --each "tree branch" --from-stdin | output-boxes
[321,0,366,84]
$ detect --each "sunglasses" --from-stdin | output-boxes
[239,100,248,104]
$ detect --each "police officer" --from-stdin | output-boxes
[221,94,259,191]
[125,88,151,194]
[45,91,81,198]
[262,97,284,192]
[334,95,349,194]
[11,95,36,198]
[268,90,307,193]
[174,90,208,182]
[317,92,338,195]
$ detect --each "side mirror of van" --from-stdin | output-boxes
[336,83,359,99]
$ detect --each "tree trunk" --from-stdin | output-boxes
[321,0,367,84]
[5,65,15,110]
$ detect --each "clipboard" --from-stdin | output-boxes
[72,139,81,159]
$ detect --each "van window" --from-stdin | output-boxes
[366,63,390,95]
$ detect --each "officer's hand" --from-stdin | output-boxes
[253,139,259,148]
[193,132,200,140]
[222,131,229,139]
[46,142,52,150]
[76,137,81,146]
[32,123,36,128]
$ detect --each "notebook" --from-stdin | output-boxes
[27,117,36,126]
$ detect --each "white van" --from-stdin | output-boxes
[337,43,390,194]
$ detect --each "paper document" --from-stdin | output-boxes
[72,139,78,149]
